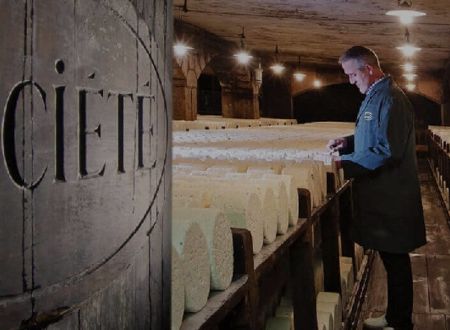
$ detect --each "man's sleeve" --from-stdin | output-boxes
[340,95,412,178]
[339,135,354,155]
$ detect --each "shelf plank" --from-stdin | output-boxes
[181,276,249,330]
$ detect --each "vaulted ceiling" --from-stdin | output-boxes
[173,0,450,77]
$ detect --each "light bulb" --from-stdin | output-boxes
[313,79,322,88]
[386,10,426,25]
[270,63,285,75]
[402,73,417,81]
[396,44,421,57]
[405,83,416,91]
[402,62,415,72]
[233,51,253,65]
[293,72,306,82]
[173,43,193,57]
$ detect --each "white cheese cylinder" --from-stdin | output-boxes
[245,174,289,234]
[173,176,264,252]
[317,310,333,330]
[224,173,278,244]
[263,173,299,225]
[317,292,342,330]
[173,207,234,291]
[208,189,264,253]
[172,216,210,312]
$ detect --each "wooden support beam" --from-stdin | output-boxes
[290,227,318,330]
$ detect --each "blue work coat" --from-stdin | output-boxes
[340,76,426,253]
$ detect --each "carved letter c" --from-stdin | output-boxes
[2,80,48,190]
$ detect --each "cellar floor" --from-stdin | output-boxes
[357,159,450,330]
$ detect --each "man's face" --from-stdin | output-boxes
[341,59,371,94]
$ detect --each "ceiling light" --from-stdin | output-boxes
[233,27,253,65]
[386,10,426,25]
[397,44,421,57]
[396,27,421,57]
[401,62,415,72]
[405,83,416,91]
[294,72,306,81]
[386,0,426,25]
[270,45,285,75]
[403,73,417,81]
[270,63,285,75]
[173,42,193,57]
[313,79,322,88]
[293,56,306,82]
[234,51,253,64]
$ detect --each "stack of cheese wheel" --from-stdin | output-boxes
[173,207,234,293]
[263,173,299,225]
[206,165,239,174]
[317,292,342,330]
[245,172,290,234]
[224,173,278,244]
[173,175,264,253]
[173,122,355,192]
[172,184,211,208]
[282,164,318,210]
[208,188,264,253]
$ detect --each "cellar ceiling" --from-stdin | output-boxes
[173,0,450,76]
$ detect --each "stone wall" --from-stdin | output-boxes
[173,21,260,120]
[0,0,171,328]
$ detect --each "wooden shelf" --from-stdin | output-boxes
[181,276,249,330]
[179,174,361,330]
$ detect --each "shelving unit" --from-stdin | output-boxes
[180,175,371,329]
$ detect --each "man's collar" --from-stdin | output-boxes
[365,75,388,96]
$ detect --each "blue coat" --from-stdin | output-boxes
[340,76,426,253]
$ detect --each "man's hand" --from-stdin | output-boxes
[327,137,346,152]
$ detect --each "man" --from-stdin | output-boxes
[328,46,426,330]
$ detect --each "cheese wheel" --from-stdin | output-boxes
[317,310,333,330]
[282,165,316,210]
[209,189,264,253]
[173,176,264,252]
[224,173,278,243]
[173,207,234,291]
[172,217,209,312]
[317,292,342,330]
[245,174,289,234]
[263,173,299,226]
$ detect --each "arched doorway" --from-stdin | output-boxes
[197,65,222,116]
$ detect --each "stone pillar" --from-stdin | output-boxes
[221,84,234,118]
[173,61,187,120]
[0,0,171,329]
[186,70,198,120]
